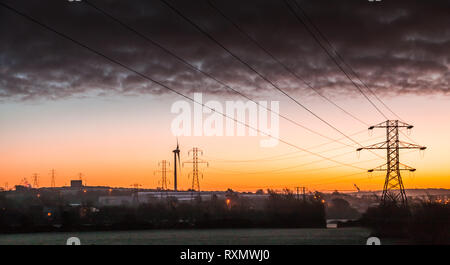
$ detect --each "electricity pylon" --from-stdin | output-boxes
[357,120,426,206]
[155,160,171,190]
[20,178,29,187]
[295,186,306,201]
[130,183,142,203]
[130,183,142,190]
[50,169,56,188]
[32,173,39,188]
[173,139,181,191]
[183,147,208,192]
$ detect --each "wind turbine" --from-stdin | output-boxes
[172,139,181,191]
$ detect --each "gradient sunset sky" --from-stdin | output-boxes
[0,0,449,192]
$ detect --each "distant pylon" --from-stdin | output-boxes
[173,139,181,191]
[32,173,39,188]
[130,183,142,203]
[155,160,171,190]
[357,120,426,206]
[183,147,208,192]
[20,178,29,187]
[130,183,142,190]
[51,169,56,188]
[296,186,307,201]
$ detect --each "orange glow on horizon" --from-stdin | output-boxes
[0,95,449,193]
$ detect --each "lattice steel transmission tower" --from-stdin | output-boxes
[130,183,142,203]
[357,120,426,206]
[50,169,56,188]
[295,186,307,201]
[32,173,39,188]
[130,183,142,190]
[155,160,171,190]
[183,147,208,192]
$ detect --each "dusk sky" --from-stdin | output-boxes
[0,0,449,192]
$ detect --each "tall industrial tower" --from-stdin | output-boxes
[173,140,181,191]
[130,183,142,203]
[32,173,39,188]
[155,160,170,190]
[183,147,208,192]
[51,169,56,188]
[357,120,426,206]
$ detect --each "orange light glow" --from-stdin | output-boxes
[0,95,448,192]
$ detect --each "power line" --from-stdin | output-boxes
[196,128,367,164]
[290,0,403,121]
[205,133,384,163]
[399,129,419,145]
[83,0,356,149]
[87,0,383,164]
[300,157,424,186]
[0,2,367,171]
[283,0,388,120]
[210,149,422,189]
[210,149,382,175]
[83,1,358,150]
[306,172,370,187]
[207,0,369,127]
[158,0,376,152]
[211,149,417,187]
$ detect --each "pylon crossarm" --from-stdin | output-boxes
[369,167,416,172]
[367,163,388,172]
[356,141,388,151]
[368,121,388,129]
[368,120,413,129]
[368,168,386,172]
[367,163,416,172]
[399,163,416,171]
[396,121,414,128]
[398,141,427,150]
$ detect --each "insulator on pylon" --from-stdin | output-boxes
[420,148,426,159]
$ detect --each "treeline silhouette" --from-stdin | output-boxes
[360,202,450,244]
[0,189,326,233]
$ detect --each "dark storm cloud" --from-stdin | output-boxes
[0,0,449,101]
